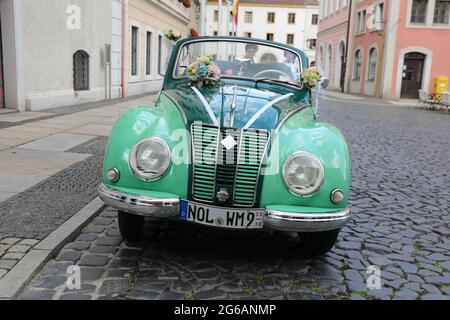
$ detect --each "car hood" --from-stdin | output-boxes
[163,84,306,131]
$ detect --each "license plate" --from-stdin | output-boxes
[180,200,264,229]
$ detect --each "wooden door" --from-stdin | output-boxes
[401,52,425,99]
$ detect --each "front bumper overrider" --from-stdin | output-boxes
[98,184,350,232]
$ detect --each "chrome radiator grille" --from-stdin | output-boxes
[191,123,269,207]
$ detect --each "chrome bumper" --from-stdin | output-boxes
[98,184,179,217]
[264,208,351,232]
[99,184,350,232]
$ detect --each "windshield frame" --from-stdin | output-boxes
[171,37,305,84]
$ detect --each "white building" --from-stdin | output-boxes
[0,0,198,111]
[205,0,319,63]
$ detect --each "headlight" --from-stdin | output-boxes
[283,152,324,196]
[130,137,171,181]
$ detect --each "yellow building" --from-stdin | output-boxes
[123,0,198,97]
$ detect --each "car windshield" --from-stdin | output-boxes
[174,39,302,85]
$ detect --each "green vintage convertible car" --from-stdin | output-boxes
[99,36,350,254]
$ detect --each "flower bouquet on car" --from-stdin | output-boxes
[164,28,182,42]
[301,67,321,89]
[186,55,222,88]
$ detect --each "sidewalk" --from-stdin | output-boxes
[0,94,157,297]
[318,89,418,108]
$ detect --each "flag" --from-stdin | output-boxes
[232,0,239,25]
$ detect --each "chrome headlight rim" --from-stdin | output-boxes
[129,137,171,182]
[283,151,325,196]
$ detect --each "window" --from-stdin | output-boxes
[229,31,236,36]
[131,26,138,76]
[374,3,384,30]
[213,10,218,22]
[244,32,252,38]
[267,12,275,23]
[367,48,377,80]
[411,0,428,23]
[286,34,294,45]
[288,13,296,24]
[73,50,89,91]
[245,11,253,23]
[312,14,319,25]
[434,0,450,24]
[356,10,366,33]
[266,33,274,41]
[213,31,218,36]
[146,31,152,76]
[308,39,317,50]
[354,50,362,80]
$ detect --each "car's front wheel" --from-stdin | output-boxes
[118,211,144,241]
[297,229,341,255]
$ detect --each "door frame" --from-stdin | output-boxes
[395,47,433,100]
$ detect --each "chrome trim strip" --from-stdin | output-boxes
[98,184,179,217]
[264,208,351,232]
[191,86,219,126]
[243,93,293,129]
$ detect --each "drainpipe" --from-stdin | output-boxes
[342,0,352,93]
[121,0,128,99]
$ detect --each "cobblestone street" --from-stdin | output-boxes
[17,98,450,300]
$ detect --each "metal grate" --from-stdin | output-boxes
[191,123,269,207]
[73,50,89,91]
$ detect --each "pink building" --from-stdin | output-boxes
[316,0,352,91]
[318,0,450,100]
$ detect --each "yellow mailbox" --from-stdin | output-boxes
[435,76,449,94]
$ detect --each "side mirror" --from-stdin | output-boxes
[321,78,329,89]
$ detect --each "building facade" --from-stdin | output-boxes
[205,0,319,62]
[0,0,198,111]
[318,0,450,100]
[316,0,352,91]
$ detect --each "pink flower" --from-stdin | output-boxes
[208,64,221,76]
[225,69,234,76]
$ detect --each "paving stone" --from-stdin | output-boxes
[159,291,186,300]
[95,236,122,246]
[338,241,361,250]
[80,267,105,281]
[398,262,418,274]
[193,289,227,300]
[55,250,82,262]
[31,276,67,289]
[7,244,30,254]
[367,256,394,267]
[77,233,98,242]
[99,279,129,296]
[394,289,419,300]
[65,241,91,251]
[93,217,114,226]
[367,288,393,300]
[344,270,364,282]
[1,252,25,260]
[0,259,17,270]
[79,255,109,266]
[127,289,160,300]
[109,258,138,269]
[421,294,450,300]
[0,238,21,245]
[89,246,117,254]
[0,269,7,279]
[59,293,92,300]
[18,239,39,246]
[19,290,56,300]
[41,261,73,276]
[83,225,105,234]
[105,269,134,279]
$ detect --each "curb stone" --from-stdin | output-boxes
[0,197,106,300]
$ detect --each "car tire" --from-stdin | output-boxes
[297,229,341,256]
[118,211,144,241]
